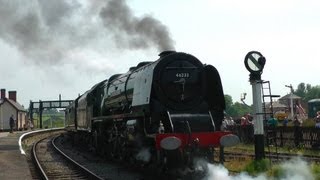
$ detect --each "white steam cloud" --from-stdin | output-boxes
[135,148,151,162]
[201,157,315,180]
[278,158,314,180]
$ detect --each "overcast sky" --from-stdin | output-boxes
[1,0,320,108]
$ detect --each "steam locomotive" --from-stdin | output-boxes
[65,51,238,173]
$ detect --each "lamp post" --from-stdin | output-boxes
[241,93,249,106]
[244,51,266,160]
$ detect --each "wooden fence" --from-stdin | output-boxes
[228,125,320,149]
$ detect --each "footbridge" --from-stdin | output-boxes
[29,95,73,128]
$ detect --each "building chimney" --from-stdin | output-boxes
[1,89,5,99]
[8,91,17,102]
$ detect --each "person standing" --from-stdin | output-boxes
[282,117,288,127]
[315,111,320,128]
[313,111,320,149]
[267,117,278,128]
[9,115,15,133]
[267,116,278,145]
[221,117,227,131]
[29,120,34,130]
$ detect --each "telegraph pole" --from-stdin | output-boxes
[244,51,266,160]
[285,84,294,119]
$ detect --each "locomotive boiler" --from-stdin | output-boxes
[65,51,238,173]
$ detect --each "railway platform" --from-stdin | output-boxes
[0,131,32,180]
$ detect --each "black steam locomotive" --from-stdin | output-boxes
[65,51,237,172]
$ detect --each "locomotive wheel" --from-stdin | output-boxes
[92,130,98,151]
[93,123,112,159]
[110,137,120,159]
[117,137,127,161]
[96,132,108,158]
[155,150,168,175]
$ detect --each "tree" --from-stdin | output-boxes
[304,85,320,101]
[224,94,252,117]
[294,83,307,98]
[231,102,252,117]
[294,83,320,101]
[224,94,233,111]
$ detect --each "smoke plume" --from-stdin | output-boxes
[99,0,175,52]
[200,157,315,180]
[0,0,175,69]
[135,148,151,162]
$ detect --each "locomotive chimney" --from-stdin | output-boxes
[159,51,176,58]
[9,91,17,102]
[1,89,5,99]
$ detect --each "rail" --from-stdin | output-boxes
[19,127,64,155]
[31,135,103,180]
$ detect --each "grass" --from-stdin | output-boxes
[311,163,320,179]
[223,143,320,179]
[32,114,65,128]
[224,157,252,172]
[224,157,320,179]
[224,143,255,153]
[224,142,320,157]
[244,159,270,175]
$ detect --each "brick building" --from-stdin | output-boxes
[0,89,27,131]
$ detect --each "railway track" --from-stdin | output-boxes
[31,135,103,180]
[30,133,147,180]
[29,131,320,179]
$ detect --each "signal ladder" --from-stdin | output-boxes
[259,80,280,161]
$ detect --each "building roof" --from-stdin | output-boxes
[272,101,287,108]
[0,98,26,112]
[279,93,301,100]
[308,99,320,103]
[266,101,287,108]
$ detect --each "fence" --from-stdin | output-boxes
[229,125,320,149]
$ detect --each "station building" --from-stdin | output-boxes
[264,93,307,121]
[0,89,27,131]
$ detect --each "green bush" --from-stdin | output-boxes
[244,159,270,175]
[303,118,316,127]
[311,163,320,179]
[268,164,285,178]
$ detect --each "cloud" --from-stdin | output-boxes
[0,0,174,68]
[0,0,175,105]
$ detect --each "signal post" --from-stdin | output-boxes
[244,51,266,160]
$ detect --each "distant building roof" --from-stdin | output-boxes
[279,93,301,100]
[265,101,287,109]
[268,101,287,108]
[0,98,26,112]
